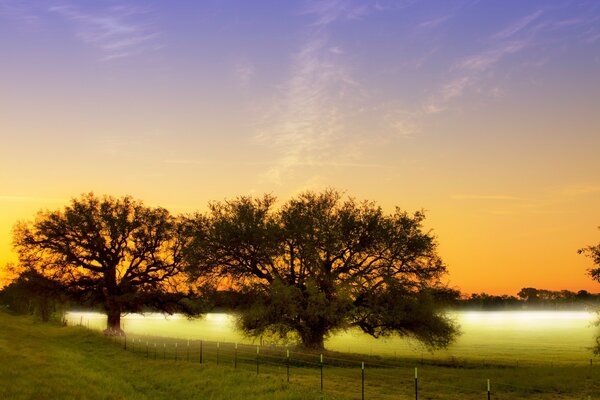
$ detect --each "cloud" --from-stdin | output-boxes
[561,185,600,197]
[164,159,213,166]
[255,2,368,184]
[233,62,255,86]
[458,41,526,72]
[451,195,522,201]
[0,0,39,24]
[493,10,543,39]
[49,4,161,61]
[419,15,450,29]
[0,195,66,204]
[302,0,370,26]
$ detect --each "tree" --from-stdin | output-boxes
[13,193,193,334]
[579,232,600,283]
[185,190,458,350]
[0,264,67,321]
[580,232,600,354]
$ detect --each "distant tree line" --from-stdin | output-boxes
[455,288,600,310]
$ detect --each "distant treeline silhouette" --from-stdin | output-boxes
[455,287,600,310]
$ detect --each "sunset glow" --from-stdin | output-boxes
[1,0,599,295]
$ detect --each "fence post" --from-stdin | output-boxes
[146,341,149,358]
[487,379,491,400]
[256,346,260,375]
[217,342,220,365]
[187,340,190,362]
[163,343,166,360]
[154,343,157,360]
[175,342,178,361]
[286,349,290,383]
[200,340,203,364]
[415,367,418,400]
[361,362,365,400]
[235,343,238,369]
[320,354,323,393]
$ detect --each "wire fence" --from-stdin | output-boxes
[67,318,600,399]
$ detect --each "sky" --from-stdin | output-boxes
[1,0,599,295]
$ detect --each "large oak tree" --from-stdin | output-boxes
[185,190,458,350]
[13,193,192,334]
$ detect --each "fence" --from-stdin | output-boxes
[68,319,600,399]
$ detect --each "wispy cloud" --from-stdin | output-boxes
[419,15,450,29]
[451,194,523,201]
[164,159,214,166]
[458,41,526,72]
[0,195,67,204]
[0,0,39,24]
[233,61,255,86]
[561,184,600,197]
[255,1,369,184]
[49,4,161,61]
[302,0,370,26]
[493,10,543,39]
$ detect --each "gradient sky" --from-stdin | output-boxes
[1,0,599,294]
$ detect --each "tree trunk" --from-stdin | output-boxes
[300,329,326,351]
[104,301,124,336]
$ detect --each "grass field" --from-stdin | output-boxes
[3,311,600,399]
[0,311,322,400]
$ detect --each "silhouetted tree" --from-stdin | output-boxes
[517,287,540,304]
[579,232,600,283]
[184,190,458,350]
[0,264,66,321]
[13,193,194,334]
[580,232,600,354]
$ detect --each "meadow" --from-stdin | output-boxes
[3,310,598,399]
[67,310,599,366]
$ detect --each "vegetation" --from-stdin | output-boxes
[0,311,323,400]
[580,231,600,354]
[12,193,195,334]
[184,189,458,350]
[580,231,600,283]
[457,288,600,310]
[1,311,598,400]
[0,266,67,321]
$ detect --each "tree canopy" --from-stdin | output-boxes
[579,231,600,283]
[184,189,458,350]
[12,193,195,334]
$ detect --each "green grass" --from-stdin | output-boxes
[2,311,600,399]
[0,311,324,400]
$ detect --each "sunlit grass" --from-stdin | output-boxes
[6,310,599,399]
[0,311,326,400]
[66,310,599,366]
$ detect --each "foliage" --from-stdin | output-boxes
[12,193,196,333]
[579,231,600,283]
[579,230,600,354]
[185,189,458,350]
[0,264,67,321]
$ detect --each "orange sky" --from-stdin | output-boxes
[1,1,599,294]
